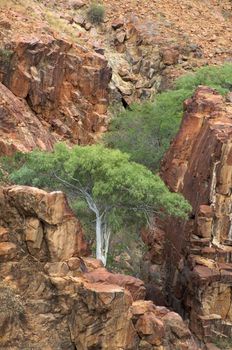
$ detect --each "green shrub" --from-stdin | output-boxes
[105,89,190,171]
[212,336,232,349]
[105,64,232,171]
[174,63,232,94]
[87,2,105,24]
[0,48,13,62]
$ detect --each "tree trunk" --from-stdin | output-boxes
[95,213,105,264]
[103,224,111,266]
[95,214,111,266]
[84,193,109,266]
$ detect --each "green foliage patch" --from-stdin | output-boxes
[105,64,232,170]
[2,143,191,264]
[87,2,105,24]
[0,48,13,62]
[7,143,190,220]
[212,336,232,349]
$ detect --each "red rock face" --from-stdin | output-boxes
[0,82,55,155]
[0,36,111,151]
[143,86,232,343]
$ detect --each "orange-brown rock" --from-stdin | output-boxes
[0,35,111,149]
[0,185,88,261]
[143,86,232,344]
[0,82,54,156]
[106,18,182,104]
[131,301,198,350]
[0,184,198,349]
[2,0,232,153]
[85,266,146,301]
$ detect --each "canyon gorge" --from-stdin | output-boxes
[1,0,232,349]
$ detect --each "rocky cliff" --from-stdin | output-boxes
[142,86,232,347]
[0,9,111,153]
[0,185,198,350]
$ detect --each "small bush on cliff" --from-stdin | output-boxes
[105,64,232,171]
[5,143,191,266]
[0,48,13,62]
[87,2,105,24]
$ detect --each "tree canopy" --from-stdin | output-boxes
[5,143,191,264]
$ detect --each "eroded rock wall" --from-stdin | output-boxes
[0,185,198,349]
[143,86,232,343]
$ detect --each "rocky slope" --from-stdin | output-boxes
[142,86,232,347]
[0,185,198,350]
[47,0,232,102]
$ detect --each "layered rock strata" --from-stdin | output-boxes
[142,86,232,345]
[0,185,198,349]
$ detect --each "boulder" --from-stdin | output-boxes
[0,185,88,261]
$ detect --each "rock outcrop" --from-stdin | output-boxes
[0,185,88,261]
[106,17,201,105]
[0,35,111,150]
[0,185,198,349]
[142,86,232,345]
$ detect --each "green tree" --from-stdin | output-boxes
[105,64,232,170]
[7,144,191,265]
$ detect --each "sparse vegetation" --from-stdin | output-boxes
[107,229,147,275]
[87,2,105,25]
[44,10,82,43]
[0,281,24,318]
